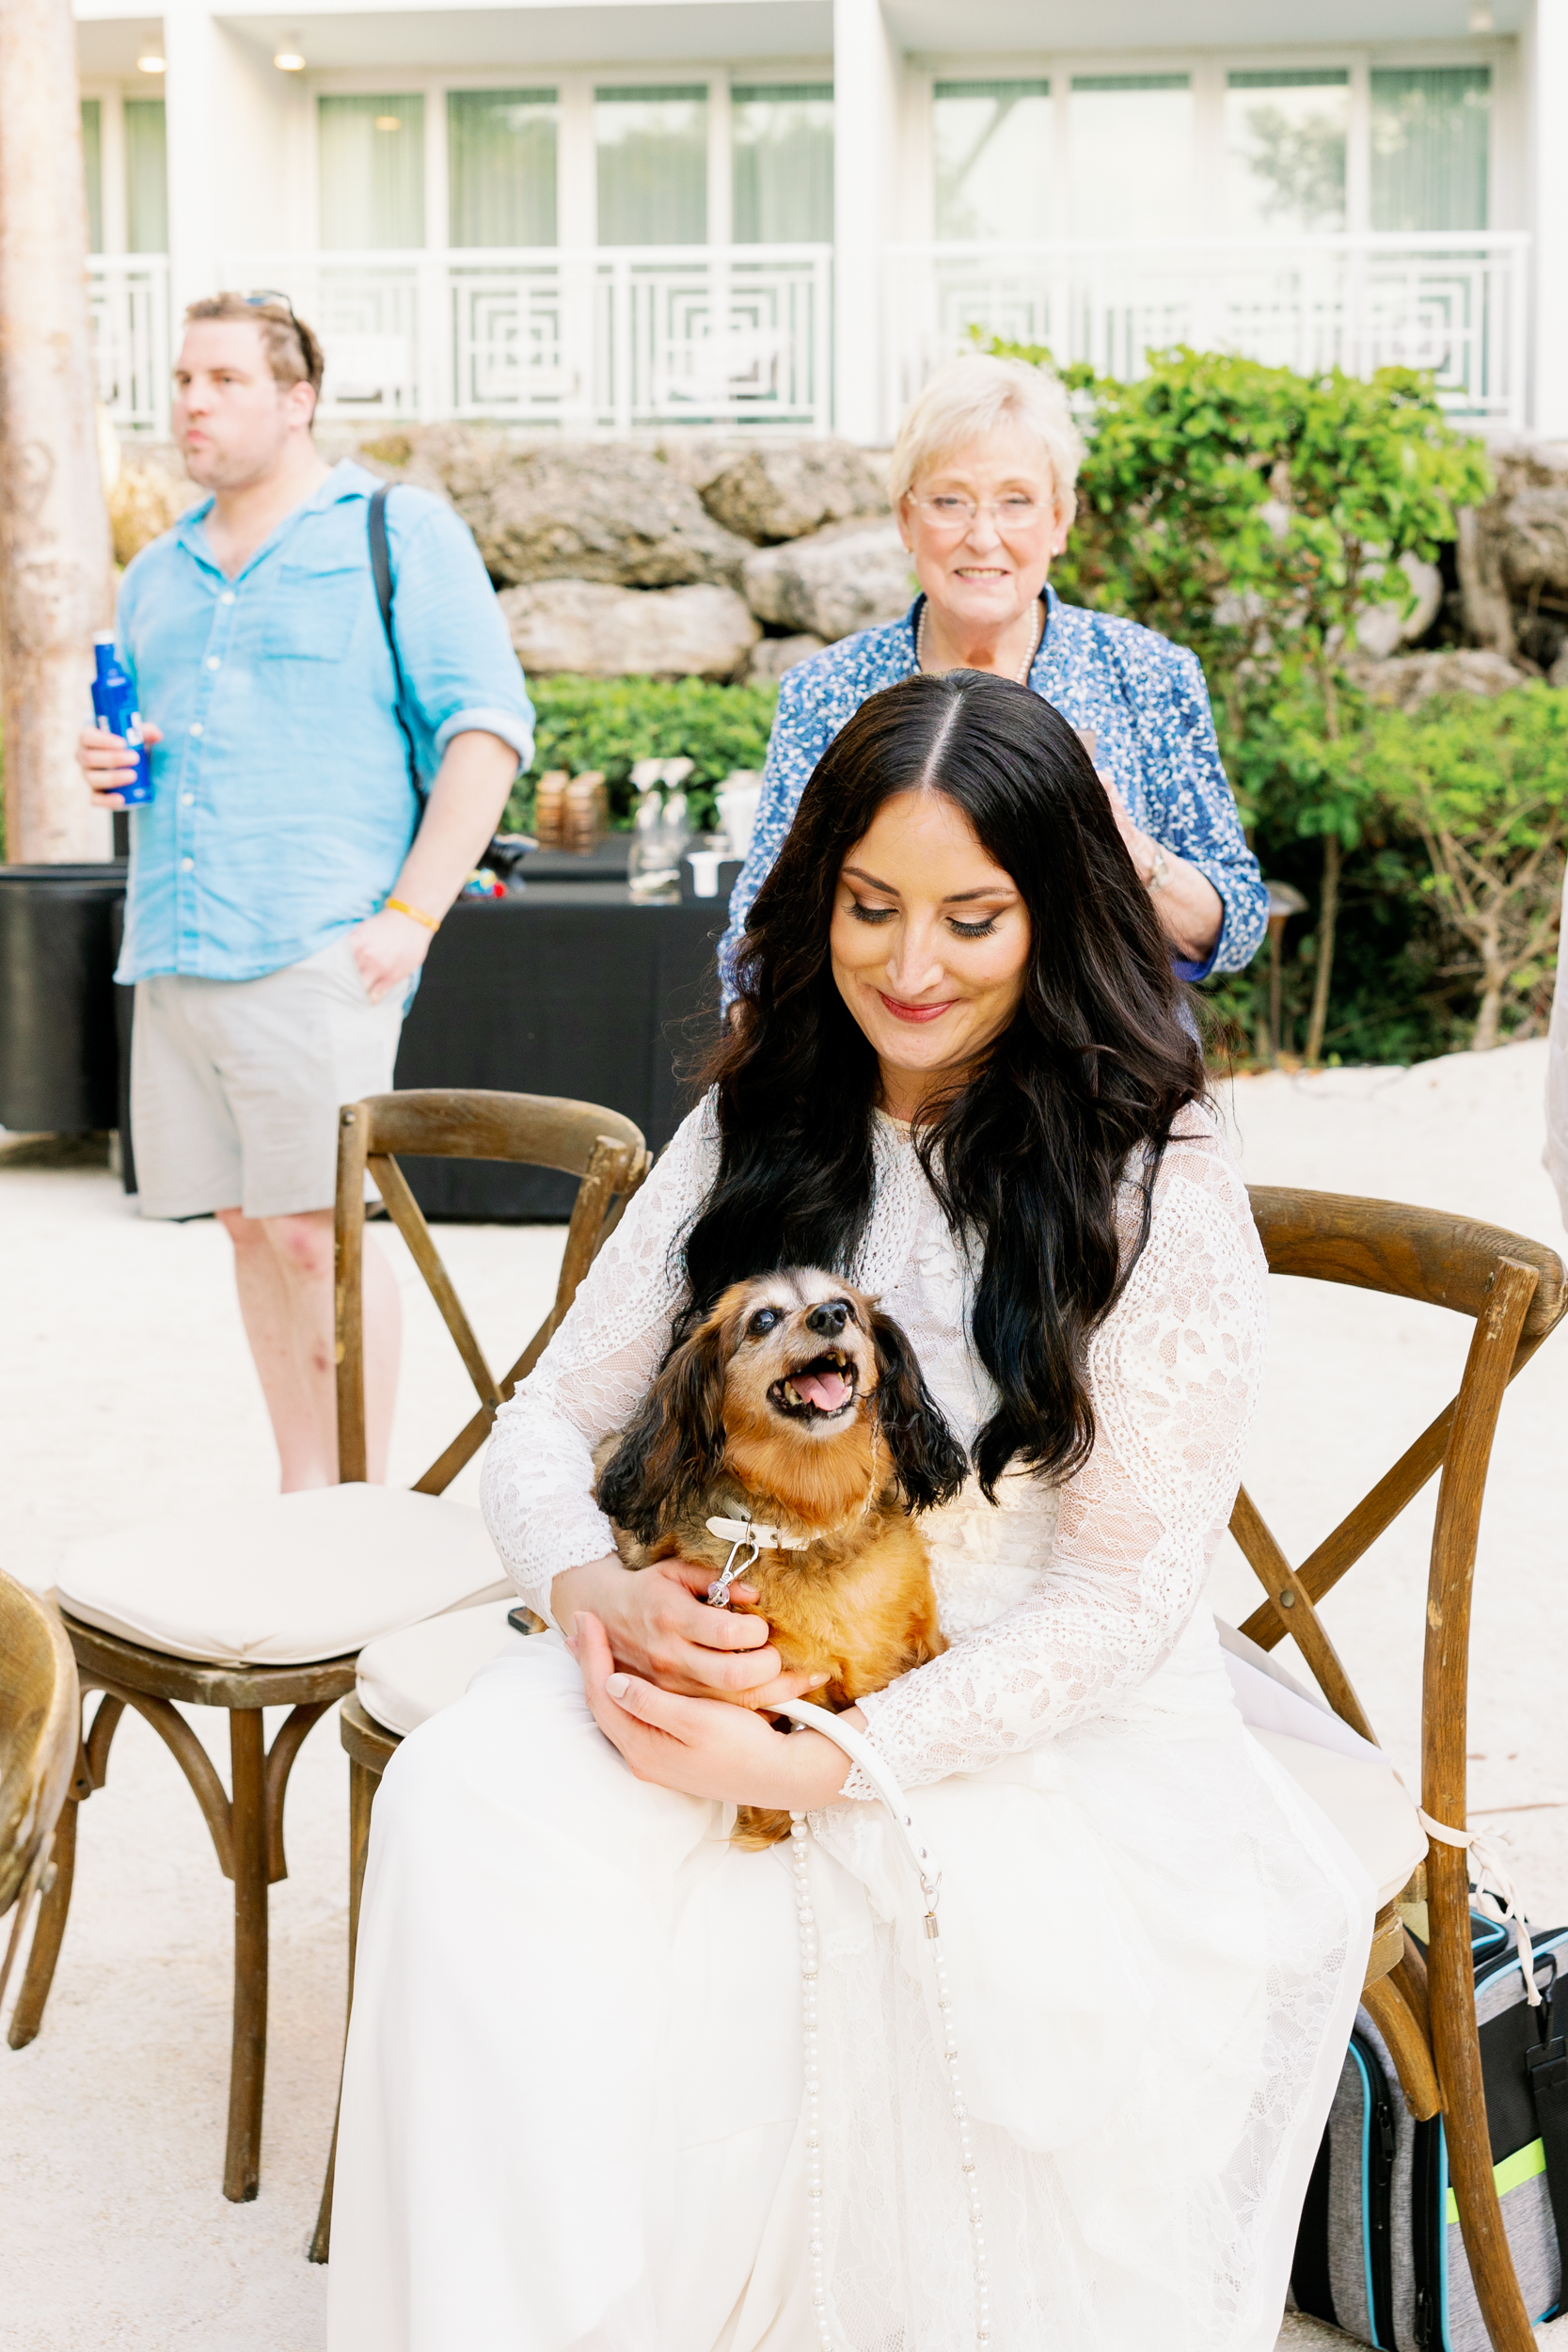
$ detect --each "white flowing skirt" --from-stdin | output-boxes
[326,1623,1372,2352]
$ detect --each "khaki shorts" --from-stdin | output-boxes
[131,933,410,1221]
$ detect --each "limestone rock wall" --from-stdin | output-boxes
[1457,439,1568,683]
[104,422,1568,695]
[351,426,899,678]
[499,579,759,680]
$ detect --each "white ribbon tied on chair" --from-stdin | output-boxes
[1418,1808,1542,2006]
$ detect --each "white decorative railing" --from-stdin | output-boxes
[220,245,835,433]
[886,232,1529,434]
[86,235,1532,442]
[87,256,171,436]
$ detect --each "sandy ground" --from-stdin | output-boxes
[1,1041,1566,2350]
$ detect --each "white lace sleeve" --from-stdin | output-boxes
[843,1136,1268,1794]
[479,1100,719,1626]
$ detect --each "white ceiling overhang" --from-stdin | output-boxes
[883,0,1523,53]
[214,2,832,72]
[74,0,1521,75]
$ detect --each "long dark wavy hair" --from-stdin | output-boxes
[682,669,1207,1498]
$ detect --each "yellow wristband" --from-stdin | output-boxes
[385,896,439,933]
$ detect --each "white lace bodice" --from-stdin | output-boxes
[480,1100,1268,1797]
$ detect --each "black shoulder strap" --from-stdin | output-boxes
[368,483,423,803]
[1528,1979,1568,2265]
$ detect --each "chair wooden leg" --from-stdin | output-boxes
[1362,1969,1441,2122]
[310,1752,379,2263]
[1429,1848,1536,2351]
[225,1708,269,2203]
[6,1796,79,2049]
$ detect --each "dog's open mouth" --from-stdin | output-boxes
[768,1348,858,1421]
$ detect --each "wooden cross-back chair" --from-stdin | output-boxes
[0,1575,79,2018]
[9,1089,648,2205]
[309,1180,1567,2280]
[1238,1185,1566,2352]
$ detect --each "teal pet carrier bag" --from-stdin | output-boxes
[1291,1915,1568,2348]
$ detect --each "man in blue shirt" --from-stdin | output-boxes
[80,293,534,1490]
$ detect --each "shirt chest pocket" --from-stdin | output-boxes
[259,563,369,661]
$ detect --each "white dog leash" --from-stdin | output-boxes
[777,1700,990,2350]
[779,1699,944,1915]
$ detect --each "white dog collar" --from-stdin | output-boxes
[706,1515,809,1551]
[704,1514,809,1608]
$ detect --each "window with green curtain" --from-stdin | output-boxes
[595,86,707,246]
[81,99,103,252]
[733,84,832,242]
[732,85,832,243]
[1224,70,1348,235]
[1069,75,1192,239]
[318,94,426,249]
[933,79,1051,242]
[1370,67,1490,230]
[449,89,558,246]
[124,98,168,253]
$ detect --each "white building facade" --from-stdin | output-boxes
[71,0,1568,443]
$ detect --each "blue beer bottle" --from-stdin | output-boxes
[91,632,153,805]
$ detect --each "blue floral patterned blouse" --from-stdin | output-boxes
[719,587,1266,994]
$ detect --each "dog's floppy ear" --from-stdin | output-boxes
[869,1308,970,1514]
[594,1313,732,1544]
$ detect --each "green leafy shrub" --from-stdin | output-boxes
[503,675,779,836]
[1335,686,1568,1051]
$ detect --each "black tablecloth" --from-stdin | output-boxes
[0,863,127,1133]
[393,886,722,1219]
[0,859,722,1220]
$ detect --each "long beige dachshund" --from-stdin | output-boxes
[595,1268,969,1846]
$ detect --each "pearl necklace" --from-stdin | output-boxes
[915,596,1042,687]
[784,1702,990,2348]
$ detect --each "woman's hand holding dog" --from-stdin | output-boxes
[551,1554,828,1709]
[570,1611,863,1810]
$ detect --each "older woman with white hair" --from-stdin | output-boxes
[720,354,1266,991]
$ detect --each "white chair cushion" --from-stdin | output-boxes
[55,1485,513,1668]
[356,1597,533,1737]
[1250,1727,1428,1910]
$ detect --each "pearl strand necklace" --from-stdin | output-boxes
[915,595,1042,688]
[784,1701,990,2350]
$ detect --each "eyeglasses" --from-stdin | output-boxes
[909,492,1049,534]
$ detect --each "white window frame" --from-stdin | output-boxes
[79,82,146,257]
[299,59,834,253]
[908,38,1515,242]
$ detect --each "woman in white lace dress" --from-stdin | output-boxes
[327,672,1373,2352]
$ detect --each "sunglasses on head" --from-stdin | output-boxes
[244,289,312,365]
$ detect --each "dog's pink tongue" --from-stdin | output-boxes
[796,1366,851,1412]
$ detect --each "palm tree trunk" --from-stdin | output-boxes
[0,0,114,861]
[1305,833,1340,1066]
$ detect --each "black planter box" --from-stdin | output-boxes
[0,863,126,1134]
[0,862,722,1218]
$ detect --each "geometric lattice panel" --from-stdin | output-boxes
[887,232,1527,435]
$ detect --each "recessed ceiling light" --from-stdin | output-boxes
[373,115,402,131]
[136,45,166,72]
[274,37,306,71]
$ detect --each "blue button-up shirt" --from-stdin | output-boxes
[114,459,535,983]
[720,588,1267,993]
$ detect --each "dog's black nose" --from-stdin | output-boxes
[805,1300,849,1338]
